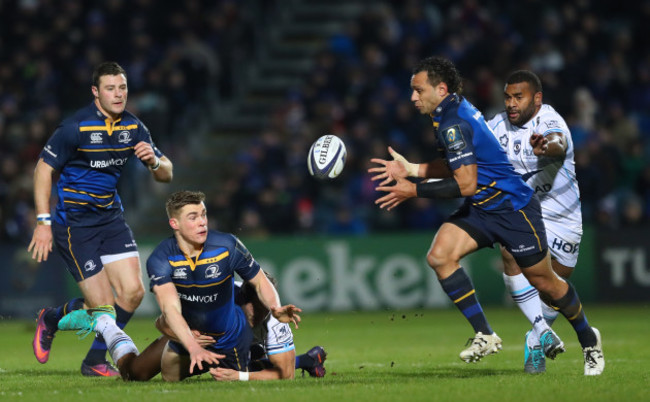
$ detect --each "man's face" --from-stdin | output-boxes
[504,82,541,126]
[410,71,447,115]
[171,202,208,246]
[92,74,128,119]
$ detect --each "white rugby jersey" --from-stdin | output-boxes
[253,313,295,356]
[235,280,296,356]
[487,104,582,233]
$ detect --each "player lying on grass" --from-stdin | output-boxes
[57,296,326,382]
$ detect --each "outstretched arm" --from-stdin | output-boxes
[155,315,216,347]
[153,283,223,373]
[369,147,452,186]
[210,349,296,381]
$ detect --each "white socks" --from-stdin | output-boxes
[503,273,551,347]
[541,300,559,327]
[95,314,139,364]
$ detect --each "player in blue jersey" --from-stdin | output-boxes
[369,56,603,374]
[147,190,301,381]
[57,273,324,382]
[28,61,173,376]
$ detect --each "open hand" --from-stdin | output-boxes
[374,176,417,210]
[270,304,302,329]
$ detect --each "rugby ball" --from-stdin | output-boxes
[307,135,347,180]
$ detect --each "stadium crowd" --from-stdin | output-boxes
[2,0,649,242]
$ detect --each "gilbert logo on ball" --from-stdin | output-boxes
[307,135,347,179]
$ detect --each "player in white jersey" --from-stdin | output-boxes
[487,70,603,375]
[210,279,327,380]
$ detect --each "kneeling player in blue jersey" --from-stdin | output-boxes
[147,190,301,381]
[57,191,314,381]
[156,275,327,380]
[369,56,603,375]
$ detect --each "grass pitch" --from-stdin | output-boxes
[1,305,648,402]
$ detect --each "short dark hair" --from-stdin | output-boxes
[166,191,205,219]
[92,61,126,88]
[505,70,543,93]
[413,56,463,94]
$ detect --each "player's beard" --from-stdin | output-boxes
[511,103,536,126]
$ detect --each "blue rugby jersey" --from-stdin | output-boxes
[40,102,164,226]
[431,94,533,211]
[147,230,261,349]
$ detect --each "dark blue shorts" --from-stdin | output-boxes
[52,216,139,282]
[448,195,548,268]
[168,323,253,376]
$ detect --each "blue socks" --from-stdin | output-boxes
[439,267,493,334]
[551,282,596,348]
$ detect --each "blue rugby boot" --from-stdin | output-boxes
[539,329,565,360]
[58,305,116,339]
[303,346,327,377]
[524,330,545,374]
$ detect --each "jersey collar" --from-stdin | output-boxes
[432,93,460,118]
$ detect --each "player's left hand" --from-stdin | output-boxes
[133,141,157,166]
[368,147,414,186]
[271,304,302,329]
[209,367,239,381]
[530,134,548,156]
[191,330,216,347]
[374,176,417,210]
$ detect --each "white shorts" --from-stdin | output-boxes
[545,220,582,268]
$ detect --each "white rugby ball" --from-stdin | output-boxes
[307,134,347,180]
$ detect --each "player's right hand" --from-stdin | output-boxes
[209,367,239,381]
[529,133,549,156]
[28,225,53,262]
[187,346,224,374]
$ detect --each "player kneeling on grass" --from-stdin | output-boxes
[157,276,327,380]
[58,298,326,382]
[57,190,324,381]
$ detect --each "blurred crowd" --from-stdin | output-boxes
[0,0,258,243]
[218,0,650,237]
[2,0,649,243]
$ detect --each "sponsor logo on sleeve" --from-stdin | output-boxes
[442,125,466,153]
[44,145,58,158]
[544,120,561,129]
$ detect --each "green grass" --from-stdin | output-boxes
[1,305,649,402]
